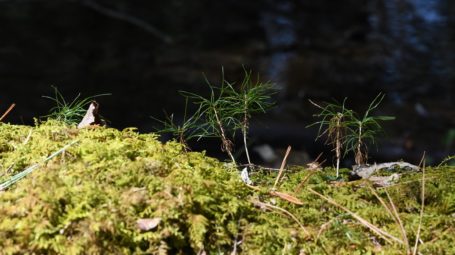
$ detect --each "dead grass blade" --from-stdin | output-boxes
[369,185,410,253]
[308,188,403,245]
[272,145,291,190]
[413,152,426,255]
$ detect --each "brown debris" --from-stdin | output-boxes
[77,101,102,129]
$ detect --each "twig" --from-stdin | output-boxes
[385,190,408,250]
[335,114,342,176]
[413,152,426,255]
[272,146,291,190]
[79,0,173,43]
[242,95,252,166]
[308,188,403,245]
[0,103,15,122]
[213,107,236,165]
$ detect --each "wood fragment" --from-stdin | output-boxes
[368,174,400,187]
[352,162,419,179]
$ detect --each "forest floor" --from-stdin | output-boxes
[0,121,454,254]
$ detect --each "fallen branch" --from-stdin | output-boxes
[79,0,173,44]
[352,162,419,179]
[368,173,400,187]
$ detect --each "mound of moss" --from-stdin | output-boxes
[0,121,454,254]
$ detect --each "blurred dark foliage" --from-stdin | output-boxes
[0,0,453,163]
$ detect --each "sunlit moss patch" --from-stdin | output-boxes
[0,121,454,254]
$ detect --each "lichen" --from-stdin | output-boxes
[0,121,454,254]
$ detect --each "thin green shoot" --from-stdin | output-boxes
[344,93,395,165]
[180,71,239,164]
[152,97,206,151]
[227,69,275,165]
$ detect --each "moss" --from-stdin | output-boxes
[0,121,454,254]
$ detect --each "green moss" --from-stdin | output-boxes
[0,121,454,254]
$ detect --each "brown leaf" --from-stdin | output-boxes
[77,101,101,129]
[136,218,161,231]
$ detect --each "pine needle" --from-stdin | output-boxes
[308,188,403,245]
[0,140,78,191]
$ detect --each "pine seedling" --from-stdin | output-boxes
[226,70,275,166]
[308,98,352,177]
[43,86,110,125]
[344,93,395,165]
[181,73,239,164]
[156,69,275,166]
[152,98,205,151]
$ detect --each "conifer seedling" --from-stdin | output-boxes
[309,93,394,177]
[180,72,239,164]
[308,98,352,177]
[155,69,275,166]
[344,93,395,165]
[225,70,275,166]
[152,98,205,151]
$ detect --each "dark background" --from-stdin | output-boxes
[0,0,453,165]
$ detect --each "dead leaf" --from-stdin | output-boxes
[77,101,101,129]
[137,218,161,231]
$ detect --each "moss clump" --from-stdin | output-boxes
[0,121,454,254]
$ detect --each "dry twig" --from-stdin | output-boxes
[0,103,15,122]
[413,152,426,255]
[79,0,173,43]
[369,185,410,253]
[273,146,291,190]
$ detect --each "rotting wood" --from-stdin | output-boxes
[352,162,419,179]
